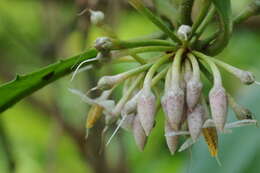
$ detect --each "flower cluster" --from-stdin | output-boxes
[70,0,259,158]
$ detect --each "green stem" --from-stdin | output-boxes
[192,51,222,86]
[111,39,176,49]
[190,6,216,46]
[129,0,181,43]
[152,65,170,86]
[131,54,147,64]
[0,49,98,113]
[179,0,194,25]
[171,48,185,87]
[187,53,200,79]
[190,0,211,36]
[144,53,173,88]
[113,46,177,58]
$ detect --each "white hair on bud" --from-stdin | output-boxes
[89,9,105,25]
[225,119,257,129]
[106,114,128,146]
[178,138,195,152]
[177,25,192,40]
[70,57,99,82]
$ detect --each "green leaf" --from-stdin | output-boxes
[205,0,232,55]
[0,49,98,113]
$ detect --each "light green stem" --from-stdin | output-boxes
[190,0,211,36]
[187,53,200,79]
[192,51,222,86]
[171,48,185,87]
[144,53,173,88]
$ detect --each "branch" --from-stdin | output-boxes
[0,48,98,113]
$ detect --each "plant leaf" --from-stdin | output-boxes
[0,49,98,113]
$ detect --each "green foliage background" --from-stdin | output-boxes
[0,0,260,173]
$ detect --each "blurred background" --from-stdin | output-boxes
[0,0,260,173]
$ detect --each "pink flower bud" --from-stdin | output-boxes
[187,103,204,141]
[133,116,147,151]
[209,86,228,132]
[186,78,203,110]
[164,120,179,155]
[161,86,185,130]
[137,89,156,136]
[119,113,135,131]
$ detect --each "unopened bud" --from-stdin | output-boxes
[186,78,203,110]
[137,88,156,136]
[94,37,113,51]
[133,116,147,151]
[90,10,105,25]
[187,103,204,141]
[119,114,135,131]
[177,25,191,40]
[209,86,228,132]
[161,86,185,130]
[96,74,123,90]
[164,120,179,155]
[123,91,141,114]
[239,71,255,85]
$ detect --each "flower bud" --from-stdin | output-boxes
[161,86,185,130]
[119,114,135,131]
[137,88,156,136]
[186,79,203,110]
[177,25,192,40]
[89,10,105,25]
[133,116,147,151]
[239,71,255,85]
[94,37,113,51]
[164,120,179,155]
[96,74,123,90]
[209,86,228,132]
[122,91,141,115]
[187,103,204,141]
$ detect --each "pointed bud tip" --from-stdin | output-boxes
[137,89,156,136]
